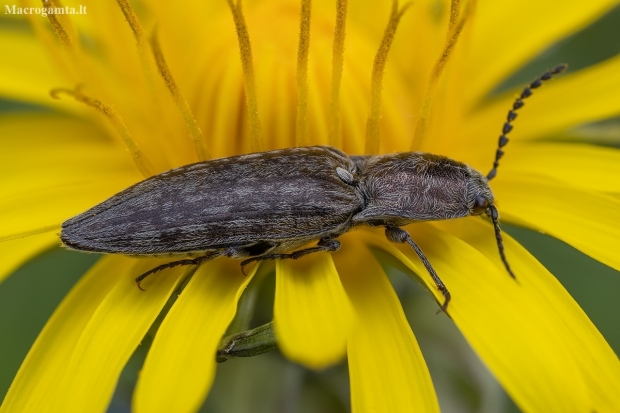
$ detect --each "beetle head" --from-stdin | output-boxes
[466,167,494,217]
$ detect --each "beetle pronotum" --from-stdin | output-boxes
[61,65,567,311]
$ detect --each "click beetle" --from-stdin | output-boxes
[61,65,566,311]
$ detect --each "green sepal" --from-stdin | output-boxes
[216,321,276,363]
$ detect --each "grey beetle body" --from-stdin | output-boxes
[61,146,494,310]
[61,146,490,260]
[61,66,567,310]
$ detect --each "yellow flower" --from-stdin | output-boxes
[2,0,620,412]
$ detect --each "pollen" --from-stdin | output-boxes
[227,0,264,152]
[149,32,210,161]
[365,0,411,154]
[328,0,348,148]
[412,0,467,151]
[44,0,74,49]
[295,0,312,146]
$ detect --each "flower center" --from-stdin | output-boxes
[183,0,418,157]
[44,0,465,170]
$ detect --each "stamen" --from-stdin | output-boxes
[51,87,155,178]
[295,0,313,146]
[37,0,93,83]
[411,1,467,151]
[328,0,348,147]
[115,0,145,47]
[365,1,411,154]
[23,10,75,81]
[113,1,209,161]
[43,0,73,49]
[150,33,211,161]
[447,0,461,36]
[227,0,264,152]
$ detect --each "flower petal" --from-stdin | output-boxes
[334,236,440,413]
[462,55,620,153]
[133,258,256,413]
[368,223,603,412]
[274,253,352,369]
[0,233,57,283]
[55,259,185,412]
[466,0,618,102]
[0,113,140,238]
[0,28,64,105]
[464,142,620,193]
[0,255,124,412]
[435,218,620,412]
[495,176,620,272]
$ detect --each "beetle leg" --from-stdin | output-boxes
[384,227,451,313]
[135,251,222,291]
[290,239,341,259]
[240,238,341,275]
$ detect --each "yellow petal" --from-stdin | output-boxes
[0,233,57,283]
[466,0,618,102]
[147,1,225,66]
[0,29,65,105]
[435,218,620,412]
[370,222,617,412]
[56,259,185,413]
[133,258,256,413]
[274,253,352,369]
[334,236,440,413]
[0,113,140,238]
[495,176,620,272]
[0,255,126,412]
[462,55,620,155]
[464,142,620,193]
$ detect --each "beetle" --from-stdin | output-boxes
[61,65,566,311]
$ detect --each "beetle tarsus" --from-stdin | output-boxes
[385,226,451,313]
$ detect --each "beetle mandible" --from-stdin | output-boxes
[61,65,566,311]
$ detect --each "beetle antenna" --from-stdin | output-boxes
[487,204,516,279]
[486,64,567,180]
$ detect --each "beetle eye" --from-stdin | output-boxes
[473,196,489,214]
